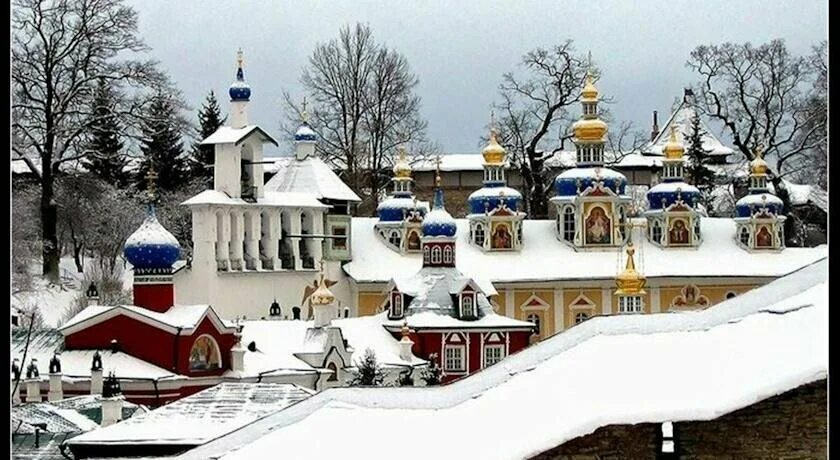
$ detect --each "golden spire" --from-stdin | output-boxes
[750,143,769,175]
[309,260,335,306]
[482,110,507,164]
[581,53,599,102]
[662,125,685,160]
[615,242,646,296]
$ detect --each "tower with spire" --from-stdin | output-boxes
[550,61,632,249]
[734,146,786,251]
[375,146,428,253]
[644,126,703,248]
[614,242,646,314]
[229,48,251,129]
[294,98,318,161]
[467,116,526,252]
[421,159,458,267]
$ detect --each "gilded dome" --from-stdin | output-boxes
[482,129,506,164]
[393,147,412,179]
[581,72,599,102]
[615,243,646,296]
[662,126,685,160]
[750,146,768,175]
[573,118,608,141]
[310,271,335,306]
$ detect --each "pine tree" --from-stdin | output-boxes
[82,79,130,187]
[189,91,226,183]
[420,353,443,386]
[684,113,717,211]
[350,348,385,386]
[137,90,189,192]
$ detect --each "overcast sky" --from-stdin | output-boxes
[127,0,826,156]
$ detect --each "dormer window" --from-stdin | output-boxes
[461,294,475,318]
[391,292,404,318]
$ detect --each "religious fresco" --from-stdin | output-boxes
[669,218,690,245]
[670,284,710,309]
[189,336,221,371]
[491,223,513,249]
[407,230,421,250]
[584,204,611,245]
[756,225,773,248]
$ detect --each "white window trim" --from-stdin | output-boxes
[443,245,453,264]
[431,246,442,264]
[443,344,466,373]
[482,344,506,368]
[391,292,403,317]
[462,294,474,317]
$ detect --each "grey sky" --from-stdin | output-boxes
[127,0,826,156]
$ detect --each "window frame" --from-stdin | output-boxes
[483,344,505,368]
[461,294,474,317]
[563,206,576,241]
[431,246,442,264]
[443,345,466,372]
[391,292,403,317]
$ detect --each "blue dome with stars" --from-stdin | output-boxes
[422,188,457,237]
[229,67,251,102]
[124,205,181,271]
[294,123,318,142]
[467,185,522,214]
[377,196,427,222]
[735,192,784,218]
[554,167,628,197]
[646,181,702,210]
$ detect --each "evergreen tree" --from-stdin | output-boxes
[684,113,717,211]
[190,90,226,183]
[350,348,385,386]
[420,353,443,386]
[137,90,189,192]
[82,79,131,187]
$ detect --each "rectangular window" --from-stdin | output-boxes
[462,295,474,317]
[443,346,465,372]
[332,226,347,250]
[483,345,505,367]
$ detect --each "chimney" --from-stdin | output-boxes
[100,373,124,427]
[12,358,21,406]
[25,359,41,403]
[48,354,63,402]
[229,321,246,374]
[684,88,695,104]
[90,351,103,395]
[650,110,660,142]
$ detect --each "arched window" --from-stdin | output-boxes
[462,295,474,317]
[652,220,662,243]
[725,291,737,300]
[392,293,403,317]
[739,226,750,246]
[474,224,485,246]
[423,246,430,263]
[563,207,576,241]
[443,245,453,263]
[431,246,442,264]
[388,231,402,248]
[526,313,540,336]
[327,362,338,381]
[574,312,590,324]
[189,335,221,371]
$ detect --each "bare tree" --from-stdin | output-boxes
[494,41,591,218]
[282,23,431,215]
[686,39,826,246]
[12,0,164,282]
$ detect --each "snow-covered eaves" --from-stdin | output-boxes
[782,180,828,213]
[200,126,278,146]
[407,151,661,173]
[176,258,827,460]
[383,310,535,331]
[643,101,734,157]
[264,157,361,202]
[59,304,236,337]
[344,217,826,284]
[181,190,329,208]
[64,383,313,449]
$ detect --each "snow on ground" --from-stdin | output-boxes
[178,258,826,460]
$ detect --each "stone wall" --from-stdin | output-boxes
[531,379,827,460]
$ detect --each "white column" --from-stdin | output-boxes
[650,286,661,313]
[290,209,303,270]
[90,369,103,395]
[230,339,245,374]
[601,287,612,315]
[553,288,564,333]
[270,209,282,269]
[229,210,244,270]
[48,373,63,402]
[101,396,125,427]
[216,210,231,270]
[243,211,259,269]
[505,289,515,319]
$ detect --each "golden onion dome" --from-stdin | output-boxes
[662,126,685,160]
[310,272,335,306]
[750,146,769,175]
[393,147,412,179]
[581,71,599,102]
[482,129,507,164]
[615,242,646,296]
[573,117,608,141]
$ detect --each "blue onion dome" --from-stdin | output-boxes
[735,192,784,218]
[124,205,181,271]
[468,186,522,214]
[554,167,627,197]
[422,188,457,237]
[294,122,318,142]
[228,50,251,102]
[377,197,427,222]
[646,182,701,210]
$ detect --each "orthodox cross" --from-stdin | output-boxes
[434,155,442,187]
[301,96,310,123]
[236,48,244,69]
[145,165,159,202]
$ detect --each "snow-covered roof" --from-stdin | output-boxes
[643,99,734,157]
[407,151,661,172]
[59,304,235,336]
[65,383,312,448]
[179,258,826,460]
[182,189,329,208]
[264,157,361,202]
[344,217,826,283]
[200,125,278,146]
[11,329,176,381]
[12,395,147,434]
[783,180,828,213]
